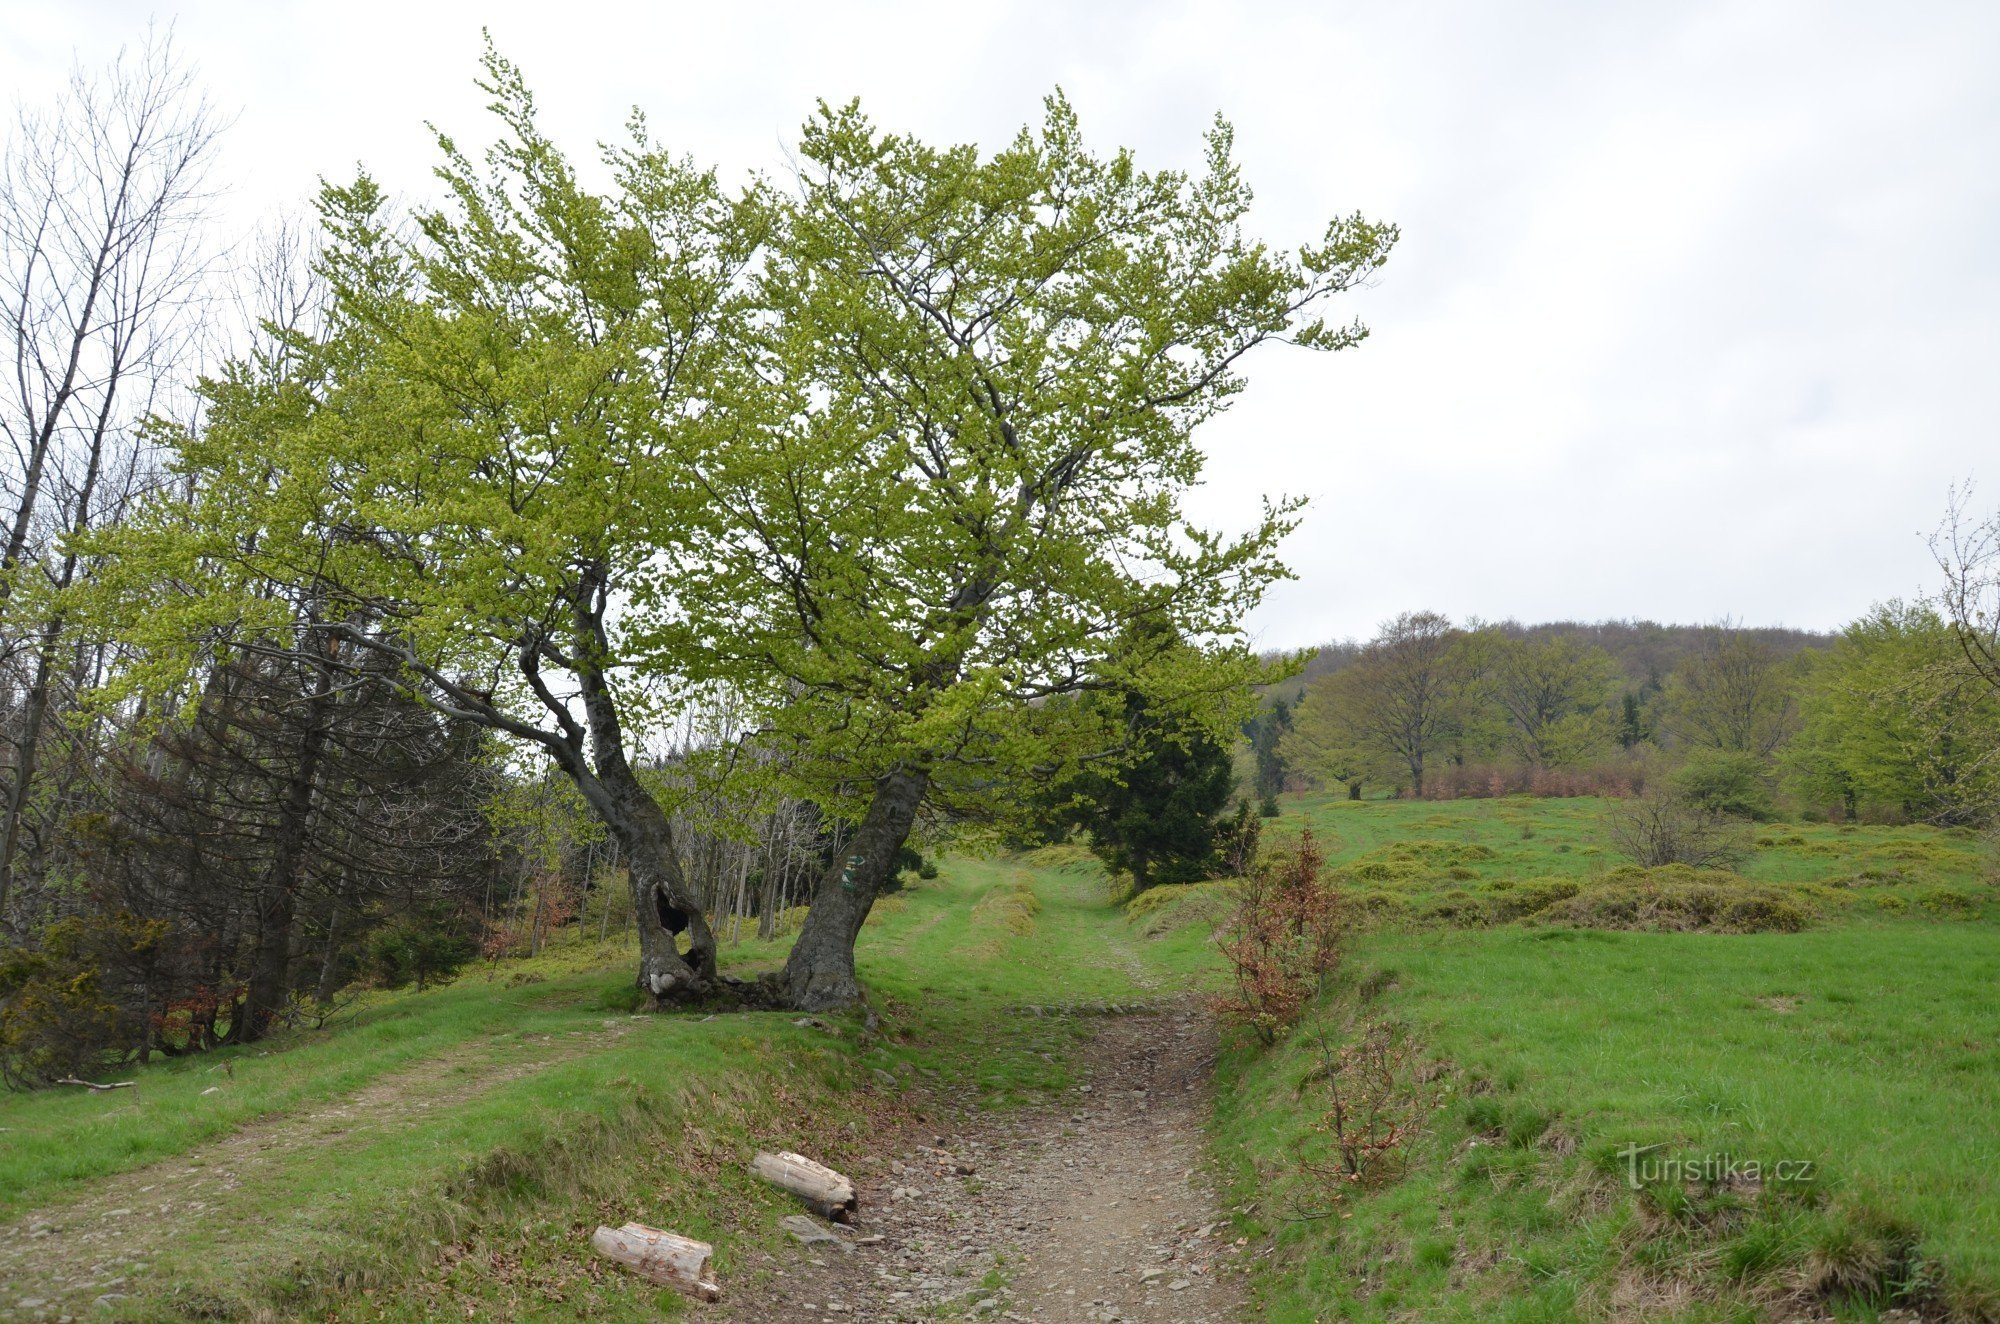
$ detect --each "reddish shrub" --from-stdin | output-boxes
[1216,830,1343,1044]
[1419,761,1648,801]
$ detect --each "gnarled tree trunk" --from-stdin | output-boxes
[779,766,929,1010]
[594,758,717,1005]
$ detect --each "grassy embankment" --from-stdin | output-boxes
[0,850,1213,1321]
[1199,794,2000,1323]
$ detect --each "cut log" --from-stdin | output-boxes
[589,1223,720,1302]
[750,1149,858,1222]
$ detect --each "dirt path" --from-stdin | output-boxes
[0,1023,632,1319]
[709,1002,1249,1323]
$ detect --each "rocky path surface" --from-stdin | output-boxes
[709,1002,1249,1323]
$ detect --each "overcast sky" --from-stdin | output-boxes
[6,1,1995,651]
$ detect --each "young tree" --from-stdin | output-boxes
[83,51,755,1003]
[1484,633,1620,767]
[1056,691,1238,892]
[675,97,1395,1007]
[1246,696,1294,801]
[1934,484,2000,695]
[1657,625,1802,758]
[1287,612,1474,798]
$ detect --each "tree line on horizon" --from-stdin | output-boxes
[1244,607,2000,830]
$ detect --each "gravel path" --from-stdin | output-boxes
[708,1001,1249,1323]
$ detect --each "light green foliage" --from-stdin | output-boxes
[79,42,753,798]
[670,94,1396,822]
[1671,747,1776,819]
[1482,633,1622,767]
[1789,600,2000,825]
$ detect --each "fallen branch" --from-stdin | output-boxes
[589,1223,720,1301]
[55,1077,135,1092]
[751,1150,858,1222]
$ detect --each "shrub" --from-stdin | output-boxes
[1213,799,1264,877]
[1607,790,1753,869]
[368,904,478,991]
[0,913,170,1087]
[1217,830,1343,1044]
[1295,1018,1439,1190]
[1671,750,1776,820]
[1535,866,1810,933]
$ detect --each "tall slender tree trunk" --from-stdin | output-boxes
[236,657,335,1042]
[779,767,929,1010]
[314,879,351,1003]
[0,618,61,914]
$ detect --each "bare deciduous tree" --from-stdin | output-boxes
[1655,623,1800,758]
[0,32,222,916]
[1934,483,2000,695]
[1296,611,1477,798]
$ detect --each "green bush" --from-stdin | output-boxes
[0,913,169,1087]
[368,905,478,992]
[1672,751,1776,820]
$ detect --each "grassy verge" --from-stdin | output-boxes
[1213,795,2000,1323]
[0,850,1214,1320]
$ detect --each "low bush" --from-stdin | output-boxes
[1607,790,1753,869]
[1217,830,1343,1044]
[1671,750,1776,820]
[1534,866,1810,933]
[0,913,171,1087]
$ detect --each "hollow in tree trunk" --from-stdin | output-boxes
[779,767,929,1010]
[593,760,718,1006]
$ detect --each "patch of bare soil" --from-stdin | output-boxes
[709,1001,1248,1323]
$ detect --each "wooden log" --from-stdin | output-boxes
[750,1149,858,1222]
[590,1223,720,1301]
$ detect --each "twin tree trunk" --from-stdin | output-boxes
[777,767,930,1011]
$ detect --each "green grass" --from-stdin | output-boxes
[1264,792,1995,929]
[1214,794,2000,1323]
[10,791,1997,1321]
[0,853,1217,1320]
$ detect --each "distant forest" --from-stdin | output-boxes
[1277,620,1834,697]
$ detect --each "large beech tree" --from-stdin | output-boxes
[674,97,1396,1008]
[86,53,755,1003]
[88,69,1393,1013]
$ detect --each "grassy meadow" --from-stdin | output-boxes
[1203,793,2000,1323]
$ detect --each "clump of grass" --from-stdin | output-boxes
[1122,879,1241,937]
[1917,888,1983,919]
[1534,865,1810,933]
[1014,842,1103,875]
[971,875,1042,938]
